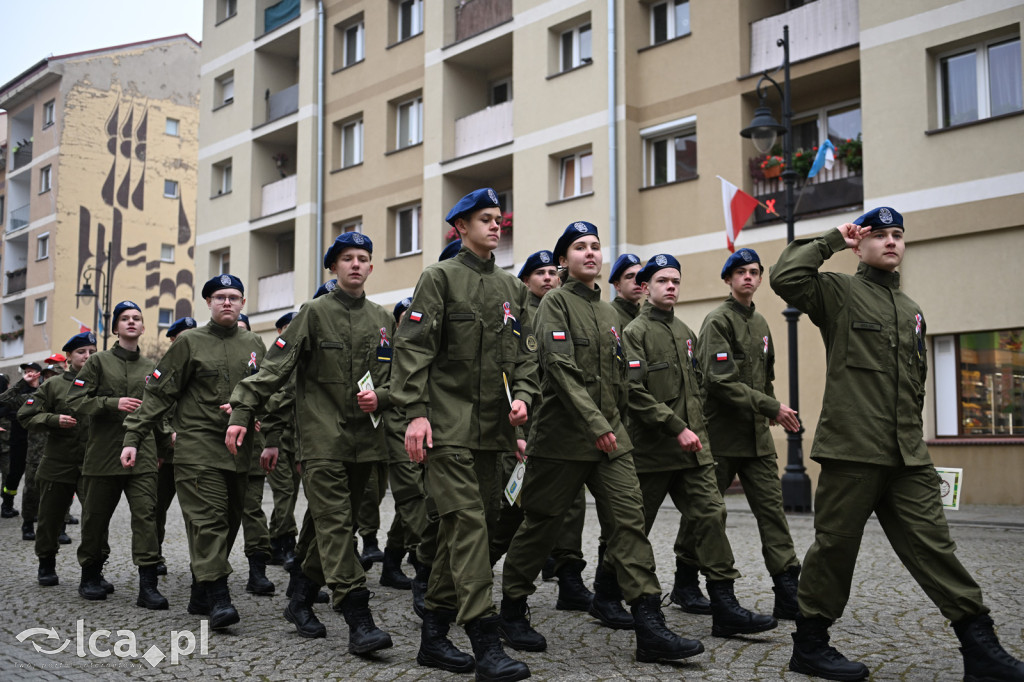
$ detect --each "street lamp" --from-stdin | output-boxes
[740,24,812,512]
[76,241,113,350]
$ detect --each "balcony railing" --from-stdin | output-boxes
[2,336,24,359]
[8,204,30,232]
[753,158,862,223]
[750,0,858,73]
[266,83,299,123]
[257,270,294,312]
[454,100,513,158]
[12,143,32,170]
[5,269,27,295]
[261,174,297,217]
[455,0,512,42]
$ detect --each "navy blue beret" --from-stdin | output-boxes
[324,232,373,269]
[553,221,600,263]
[608,253,642,284]
[201,274,245,299]
[165,316,197,338]
[518,250,556,279]
[636,254,681,285]
[854,206,904,231]
[63,331,98,353]
[439,239,462,262]
[275,312,296,330]
[314,279,338,299]
[721,248,762,279]
[393,297,412,323]
[112,300,142,324]
[445,188,502,226]
[238,314,250,330]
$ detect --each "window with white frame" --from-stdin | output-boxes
[561,23,592,72]
[213,249,230,274]
[790,100,862,152]
[215,72,235,107]
[164,180,179,198]
[34,297,47,325]
[397,0,423,42]
[161,244,175,263]
[395,204,422,256]
[650,0,690,45]
[342,19,365,68]
[166,118,180,136]
[39,166,52,193]
[43,100,55,127]
[337,218,363,236]
[642,116,697,187]
[217,0,237,23]
[341,118,364,168]
[560,149,594,199]
[396,96,423,149]
[939,36,1022,127]
[213,159,232,195]
[37,233,49,260]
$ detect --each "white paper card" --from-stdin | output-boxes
[358,371,381,428]
[504,459,526,507]
[936,467,963,510]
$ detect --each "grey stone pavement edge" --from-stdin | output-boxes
[1,485,1023,681]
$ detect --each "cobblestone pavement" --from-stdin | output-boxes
[2,487,1023,680]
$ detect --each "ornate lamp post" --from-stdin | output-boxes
[76,241,114,350]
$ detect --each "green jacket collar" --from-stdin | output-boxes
[456,247,495,274]
[642,300,675,323]
[528,292,543,308]
[332,287,366,309]
[564,277,602,302]
[612,296,640,318]
[207,320,240,339]
[727,295,756,319]
[111,341,140,361]
[857,262,901,289]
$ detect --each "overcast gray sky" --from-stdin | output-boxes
[0,0,204,88]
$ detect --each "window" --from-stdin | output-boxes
[161,244,175,263]
[213,249,230,274]
[791,101,862,151]
[397,0,423,41]
[164,180,179,198]
[642,117,697,187]
[217,0,237,22]
[650,0,690,45]
[939,36,1022,127]
[396,96,423,149]
[165,118,180,136]
[34,297,47,325]
[36,233,49,260]
[341,118,364,168]
[215,72,235,107]
[39,166,52,193]
[934,329,1024,437]
[158,308,173,328]
[490,78,512,105]
[213,159,232,195]
[42,100,55,127]
[342,20,365,68]
[560,23,592,71]
[560,150,594,199]
[395,204,422,256]
[336,218,363,237]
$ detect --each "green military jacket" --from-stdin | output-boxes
[697,296,781,458]
[611,296,640,333]
[770,228,930,466]
[123,322,265,472]
[67,343,165,476]
[527,277,631,461]
[623,302,713,472]
[19,370,89,484]
[229,288,391,464]
[392,247,540,452]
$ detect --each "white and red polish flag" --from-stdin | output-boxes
[717,176,760,253]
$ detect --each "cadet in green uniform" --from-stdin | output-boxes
[498,222,703,665]
[67,301,170,610]
[695,248,802,619]
[228,233,393,655]
[609,253,643,329]
[0,363,45,540]
[771,208,1024,682]
[624,254,776,639]
[394,189,539,681]
[121,277,265,630]
[19,332,96,586]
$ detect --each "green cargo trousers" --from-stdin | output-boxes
[266,443,301,540]
[34,477,76,560]
[78,473,160,568]
[242,473,273,557]
[173,465,245,582]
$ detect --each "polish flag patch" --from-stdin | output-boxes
[73,378,85,386]
[26,398,34,405]
[628,360,641,369]
[409,311,423,323]
[152,369,162,380]
[275,338,287,349]
[552,331,566,341]
[716,352,729,362]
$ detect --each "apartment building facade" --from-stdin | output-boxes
[0,36,200,371]
[195,0,1023,503]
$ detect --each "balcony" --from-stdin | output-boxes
[266,83,299,123]
[261,174,297,217]
[752,158,862,223]
[11,142,32,171]
[455,0,511,42]
[2,334,24,359]
[264,0,300,35]
[8,204,30,232]
[750,0,858,74]
[5,269,27,296]
[257,270,294,312]
[454,101,513,158]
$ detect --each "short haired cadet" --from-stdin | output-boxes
[553,220,599,262]
[165,317,197,339]
[202,274,245,299]
[635,254,681,285]
[609,253,642,284]
[63,331,98,353]
[324,232,373,269]
[238,314,251,331]
[112,300,142,325]
[518,250,555,280]
[721,248,763,279]
[445,188,501,226]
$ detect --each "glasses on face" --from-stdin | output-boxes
[211,295,243,305]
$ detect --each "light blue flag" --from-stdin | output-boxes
[807,139,836,178]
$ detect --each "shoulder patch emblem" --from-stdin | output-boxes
[152,369,162,380]
[716,352,729,362]
[552,331,566,341]
[409,311,423,322]
[275,338,287,349]
[73,378,85,387]
[525,334,538,352]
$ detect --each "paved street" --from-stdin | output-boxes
[2,487,1023,680]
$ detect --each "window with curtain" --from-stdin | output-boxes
[940,36,1021,127]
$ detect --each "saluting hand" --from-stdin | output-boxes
[356,389,379,413]
[508,400,528,427]
[405,417,433,464]
[120,446,137,468]
[118,397,143,413]
[596,432,617,454]
[261,447,279,473]
[837,222,870,249]
[225,425,247,455]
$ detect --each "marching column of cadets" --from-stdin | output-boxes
[4,191,1023,682]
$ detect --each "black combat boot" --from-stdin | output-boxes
[541,555,556,581]
[187,574,209,616]
[554,558,593,611]
[268,536,286,566]
[137,565,169,610]
[380,546,412,589]
[285,566,329,603]
[338,587,393,655]
[98,561,115,594]
[78,563,107,601]
[155,562,167,576]
[66,512,79,524]
[417,608,475,673]
[589,562,634,630]
[284,571,327,639]
[465,615,531,682]
[670,558,711,614]
[360,533,385,566]
[953,613,1024,682]
[246,552,275,595]
[497,596,547,651]
[707,580,777,637]
[205,576,240,630]
[22,519,35,541]
[281,535,297,572]
[789,615,869,681]
[58,524,71,545]
[630,593,705,663]
[38,556,59,587]
[0,491,18,518]
[411,558,431,618]
[772,564,800,620]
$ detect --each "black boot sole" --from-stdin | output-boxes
[79,589,107,600]
[137,597,170,610]
[38,577,59,587]
[789,655,869,681]
[246,582,276,596]
[712,619,778,638]
[589,604,634,630]
[636,640,705,663]
[380,575,413,590]
[416,650,475,673]
[209,610,240,630]
[348,633,394,656]
[283,604,327,638]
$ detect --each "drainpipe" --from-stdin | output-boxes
[607,0,619,299]
[315,0,326,293]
